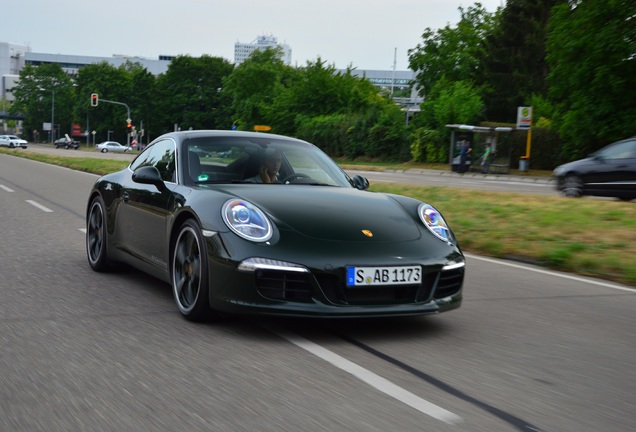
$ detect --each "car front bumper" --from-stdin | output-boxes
[204,234,465,318]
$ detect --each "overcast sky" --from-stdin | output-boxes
[4,0,504,71]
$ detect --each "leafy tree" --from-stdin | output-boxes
[75,62,135,144]
[154,55,234,134]
[408,3,498,99]
[411,79,485,162]
[420,79,485,127]
[481,0,563,122]
[547,0,636,158]
[11,63,75,141]
[222,48,293,131]
[295,113,353,156]
[123,62,157,143]
[267,60,384,136]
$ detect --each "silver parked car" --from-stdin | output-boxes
[0,135,28,149]
[96,141,132,153]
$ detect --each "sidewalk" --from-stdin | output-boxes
[391,167,555,184]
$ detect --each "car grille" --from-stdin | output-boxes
[433,267,465,299]
[255,270,313,302]
[255,267,464,305]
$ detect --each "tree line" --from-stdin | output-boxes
[10,0,636,169]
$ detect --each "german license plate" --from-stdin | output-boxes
[346,266,422,287]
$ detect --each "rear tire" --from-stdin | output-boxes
[86,196,112,271]
[561,175,583,198]
[172,220,212,321]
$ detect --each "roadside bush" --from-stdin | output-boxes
[410,128,446,163]
[509,126,563,169]
[365,106,410,160]
[295,114,351,156]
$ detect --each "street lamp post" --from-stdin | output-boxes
[50,89,55,144]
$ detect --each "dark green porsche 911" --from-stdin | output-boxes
[86,130,465,321]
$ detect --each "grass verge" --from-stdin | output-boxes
[1,148,129,175]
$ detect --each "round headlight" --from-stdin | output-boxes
[222,199,273,242]
[418,203,452,243]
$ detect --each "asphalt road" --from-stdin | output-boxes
[1,153,635,432]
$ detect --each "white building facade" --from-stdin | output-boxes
[234,35,292,65]
[1,42,31,102]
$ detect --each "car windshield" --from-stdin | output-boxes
[183,136,353,187]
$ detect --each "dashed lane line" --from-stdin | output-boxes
[265,323,463,425]
[25,199,53,213]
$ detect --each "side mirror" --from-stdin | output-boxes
[132,166,166,191]
[351,175,369,190]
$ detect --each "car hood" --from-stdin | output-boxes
[554,157,594,175]
[217,185,422,242]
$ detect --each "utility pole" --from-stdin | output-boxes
[390,47,397,99]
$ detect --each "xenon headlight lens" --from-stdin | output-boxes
[222,199,273,242]
[418,203,452,243]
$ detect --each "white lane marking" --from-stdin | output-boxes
[79,228,86,234]
[266,324,463,425]
[0,184,14,192]
[465,253,636,293]
[25,200,53,213]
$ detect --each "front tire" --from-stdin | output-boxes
[101,148,108,153]
[561,175,583,198]
[172,220,212,321]
[86,196,112,271]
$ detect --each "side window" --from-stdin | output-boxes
[601,140,636,159]
[130,139,176,182]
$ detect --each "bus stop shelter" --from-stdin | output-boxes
[446,124,515,173]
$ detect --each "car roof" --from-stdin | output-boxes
[159,129,309,144]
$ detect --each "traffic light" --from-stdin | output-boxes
[91,93,98,107]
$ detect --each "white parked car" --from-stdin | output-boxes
[0,135,28,149]
[96,141,132,153]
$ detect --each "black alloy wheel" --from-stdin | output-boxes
[86,196,111,271]
[172,220,211,321]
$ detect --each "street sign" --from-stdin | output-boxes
[253,125,271,131]
[516,106,532,129]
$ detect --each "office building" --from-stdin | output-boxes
[234,35,291,65]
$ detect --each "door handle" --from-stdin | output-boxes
[122,192,130,203]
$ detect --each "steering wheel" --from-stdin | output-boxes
[281,173,311,183]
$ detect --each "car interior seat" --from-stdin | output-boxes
[241,153,264,180]
[188,151,202,182]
